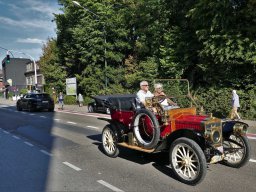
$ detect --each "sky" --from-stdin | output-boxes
[0,0,62,68]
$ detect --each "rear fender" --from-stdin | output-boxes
[108,120,129,143]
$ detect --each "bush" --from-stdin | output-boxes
[83,96,93,105]
[8,92,14,99]
[63,95,77,105]
[19,88,28,95]
[195,86,256,120]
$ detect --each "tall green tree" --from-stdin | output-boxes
[39,38,66,92]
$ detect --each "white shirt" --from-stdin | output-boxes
[161,99,169,106]
[136,90,153,103]
[232,93,240,107]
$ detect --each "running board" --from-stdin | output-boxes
[118,142,155,153]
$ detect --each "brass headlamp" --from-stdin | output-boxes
[233,123,247,135]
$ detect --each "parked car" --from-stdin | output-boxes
[100,80,251,185]
[88,96,111,114]
[16,93,54,112]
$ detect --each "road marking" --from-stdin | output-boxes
[56,110,111,119]
[3,130,9,134]
[14,111,18,113]
[30,113,35,116]
[63,162,82,171]
[54,118,60,121]
[247,136,256,140]
[40,116,47,118]
[86,114,111,119]
[40,150,52,156]
[12,135,20,140]
[247,133,256,137]
[97,180,124,192]
[22,112,26,114]
[24,141,34,147]
[249,159,256,163]
[67,121,77,125]
[0,105,8,107]
[87,125,99,129]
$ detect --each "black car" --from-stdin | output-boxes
[17,93,54,112]
[88,96,111,114]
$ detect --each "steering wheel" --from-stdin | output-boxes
[154,95,167,103]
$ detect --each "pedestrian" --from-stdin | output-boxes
[230,90,241,120]
[78,93,84,107]
[52,87,57,105]
[58,92,64,110]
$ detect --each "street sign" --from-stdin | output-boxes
[66,77,77,96]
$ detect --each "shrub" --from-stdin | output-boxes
[8,92,14,99]
[83,96,93,105]
[195,86,256,120]
[64,95,77,105]
[19,88,28,95]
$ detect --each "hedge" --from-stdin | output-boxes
[194,87,256,120]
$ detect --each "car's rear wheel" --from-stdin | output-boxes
[88,105,94,113]
[169,137,207,185]
[102,124,119,158]
[48,107,54,112]
[222,134,250,168]
[132,109,160,149]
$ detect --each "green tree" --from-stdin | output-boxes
[39,38,66,92]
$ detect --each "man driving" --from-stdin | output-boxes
[136,81,154,106]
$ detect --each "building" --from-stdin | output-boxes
[1,57,45,95]
[24,61,45,92]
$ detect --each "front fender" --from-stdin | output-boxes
[222,120,248,137]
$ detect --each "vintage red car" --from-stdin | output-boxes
[101,80,251,185]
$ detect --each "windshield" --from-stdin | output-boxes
[34,94,51,99]
[153,79,195,108]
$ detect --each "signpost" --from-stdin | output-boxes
[66,77,77,96]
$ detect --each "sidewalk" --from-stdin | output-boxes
[0,98,255,133]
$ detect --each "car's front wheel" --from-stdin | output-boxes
[17,103,22,111]
[169,137,207,185]
[102,124,119,158]
[222,134,251,168]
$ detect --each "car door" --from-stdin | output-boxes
[23,94,31,109]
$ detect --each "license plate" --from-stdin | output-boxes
[42,101,49,103]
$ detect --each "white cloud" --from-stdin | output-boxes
[23,0,61,18]
[0,16,53,31]
[12,48,43,61]
[17,38,46,44]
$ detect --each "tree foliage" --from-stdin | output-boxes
[38,0,256,118]
[39,38,66,92]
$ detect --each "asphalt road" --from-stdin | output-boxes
[0,104,256,192]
